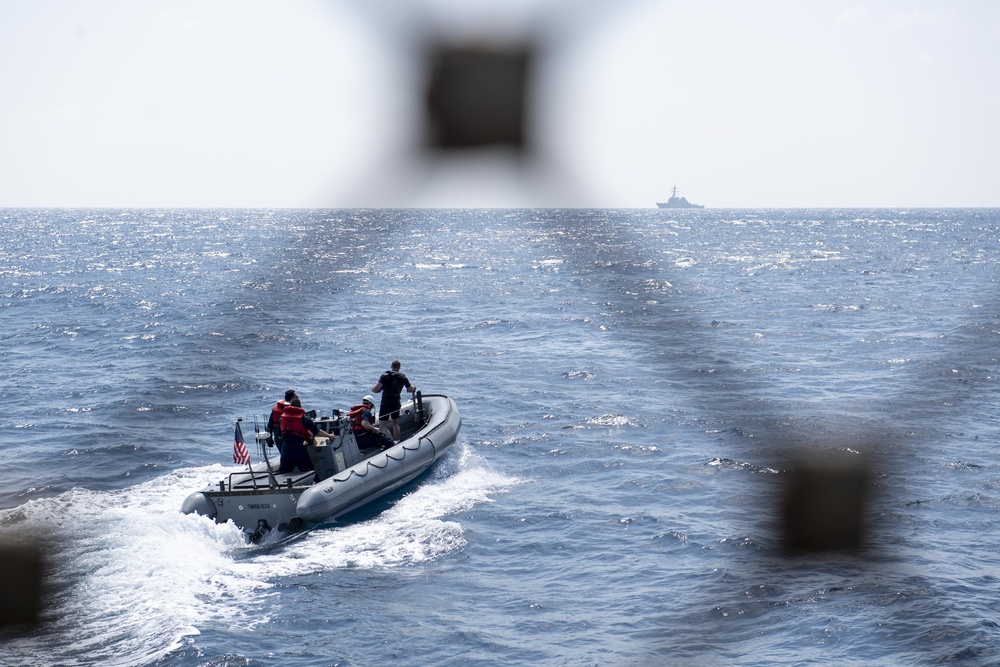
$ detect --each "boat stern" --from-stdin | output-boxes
[207,489,305,537]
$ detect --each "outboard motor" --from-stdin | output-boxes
[250,519,271,544]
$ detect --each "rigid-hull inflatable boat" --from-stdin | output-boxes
[181,393,460,541]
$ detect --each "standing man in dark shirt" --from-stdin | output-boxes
[372,360,416,442]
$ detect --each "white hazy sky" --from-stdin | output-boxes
[1,0,998,208]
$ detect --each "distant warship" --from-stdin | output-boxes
[656,186,703,209]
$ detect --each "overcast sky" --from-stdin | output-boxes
[1,0,998,208]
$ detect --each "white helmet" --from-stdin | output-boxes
[363,395,376,407]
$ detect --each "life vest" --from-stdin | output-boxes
[280,406,311,441]
[270,400,289,430]
[348,404,372,432]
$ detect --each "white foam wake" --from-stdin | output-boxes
[0,442,518,666]
[264,442,520,573]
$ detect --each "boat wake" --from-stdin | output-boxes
[0,442,518,667]
[261,443,521,571]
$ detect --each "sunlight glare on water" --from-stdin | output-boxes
[2,207,1000,665]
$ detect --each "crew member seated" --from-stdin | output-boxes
[349,395,394,451]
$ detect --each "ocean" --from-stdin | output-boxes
[2,207,999,666]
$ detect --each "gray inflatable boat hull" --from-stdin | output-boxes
[297,394,460,522]
[181,394,460,538]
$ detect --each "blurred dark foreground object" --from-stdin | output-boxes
[425,43,532,151]
[0,542,44,626]
[781,452,871,553]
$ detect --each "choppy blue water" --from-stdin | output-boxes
[2,207,1000,666]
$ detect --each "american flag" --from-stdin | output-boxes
[233,421,250,466]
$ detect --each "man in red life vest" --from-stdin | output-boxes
[278,396,333,473]
[266,389,296,452]
[349,395,394,451]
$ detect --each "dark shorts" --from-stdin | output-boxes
[379,401,401,421]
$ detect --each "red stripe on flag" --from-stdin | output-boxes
[233,422,250,465]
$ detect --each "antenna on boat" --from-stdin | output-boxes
[251,415,262,455]
[252,414,279,488]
